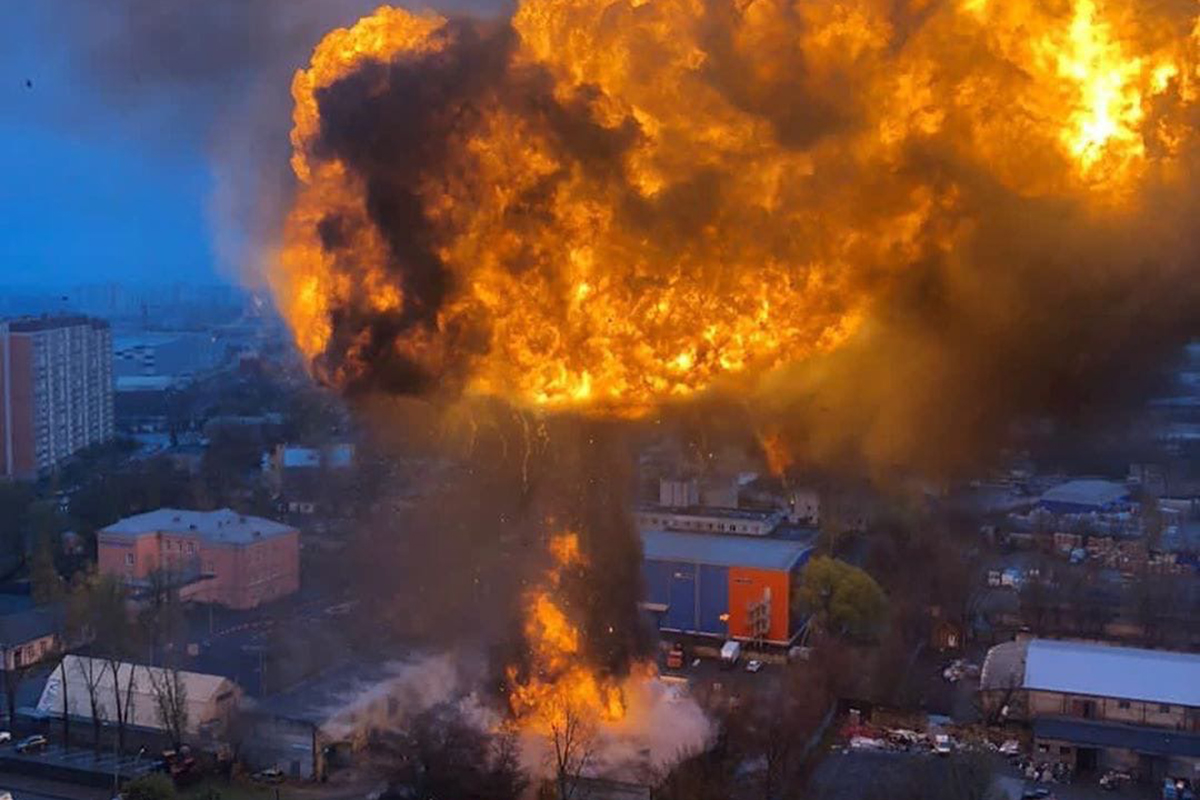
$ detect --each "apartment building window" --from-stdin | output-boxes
[125,553,134,566]
[187,542,195,554]
[1118,700,1130,710]
[1160,704,1172,713]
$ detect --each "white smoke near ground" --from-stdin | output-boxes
[516,676,714,784]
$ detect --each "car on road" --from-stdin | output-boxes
[1021,788,1055,800]
[932,734,953,755]
[16,734,48,753]
[0,731,10,743]
[252,768,286,784]
[1,790,13,800]
[745,659,764,673]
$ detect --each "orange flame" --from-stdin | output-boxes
[508,532,628,732]
[759,430,794,479]
[273,0,1198,415]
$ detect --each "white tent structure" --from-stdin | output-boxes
[37,654,241,739]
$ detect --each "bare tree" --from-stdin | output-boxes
[109,659,139,751]
[147,661,189,746]
[548,697,597,800]
[75,655,109,749]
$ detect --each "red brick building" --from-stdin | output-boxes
[98,508,300,610]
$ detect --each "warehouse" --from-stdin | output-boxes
[640,529,813,645]
[1038,479,1130,514]
[980,638,1200,781]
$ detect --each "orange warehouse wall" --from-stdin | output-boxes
[727,566,791,643]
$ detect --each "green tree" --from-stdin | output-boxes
[796,556,886,641]
[123,772,176,800]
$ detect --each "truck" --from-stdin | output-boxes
[720,640,741,668]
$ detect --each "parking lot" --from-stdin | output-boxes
[0,741,158,786]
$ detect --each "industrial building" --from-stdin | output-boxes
[634,507,785,537]
[980,638,1200,780]
[641,529,813,645]
[0,316,114,478]
[98,508,300,609]
[1039,479,1131,514]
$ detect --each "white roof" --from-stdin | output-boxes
[100,508,294,544]
[1023,639,1200,707]
[37,655,238,734]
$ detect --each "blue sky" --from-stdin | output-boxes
[0,15,219,289]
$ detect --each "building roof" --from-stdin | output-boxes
[251,654,459,740]
[100,508,295,544]
[641,529,811,571]
[115,375,178,392]
[637,506,780,522]
[5,315,108,333]
[1039,479,1129,510]
[36,655,238,735]
[279,443,354,469]
[0,605,61,646]
[1034,717,1200,758]
[1023,639,1200,707]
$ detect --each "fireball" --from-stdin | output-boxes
[272,0,1198,416]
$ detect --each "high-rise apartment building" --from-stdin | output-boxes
[1,316,114,479]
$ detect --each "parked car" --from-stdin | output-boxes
[252,768,286,784]
[0,731,11,743]
[745,659,764,673]
[932,734,953,755]
[16,734,48,753]
[1,790,13,800]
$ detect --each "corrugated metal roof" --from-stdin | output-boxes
[641,529,810,571]
[1023,639,1200,707]
[1039,479,1129,509]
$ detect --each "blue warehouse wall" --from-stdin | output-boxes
[697,564,728,636]
[642,560,674,608]
[644,559,729,637]
[665,562,697,632]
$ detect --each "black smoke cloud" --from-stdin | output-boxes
[310,19,640,396]
[295,2,1200,480]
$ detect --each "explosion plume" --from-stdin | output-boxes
[274,0,1199,457]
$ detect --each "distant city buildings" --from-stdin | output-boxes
[113,331,222,390]
[0,315,114,479]
[97,508,300,610]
